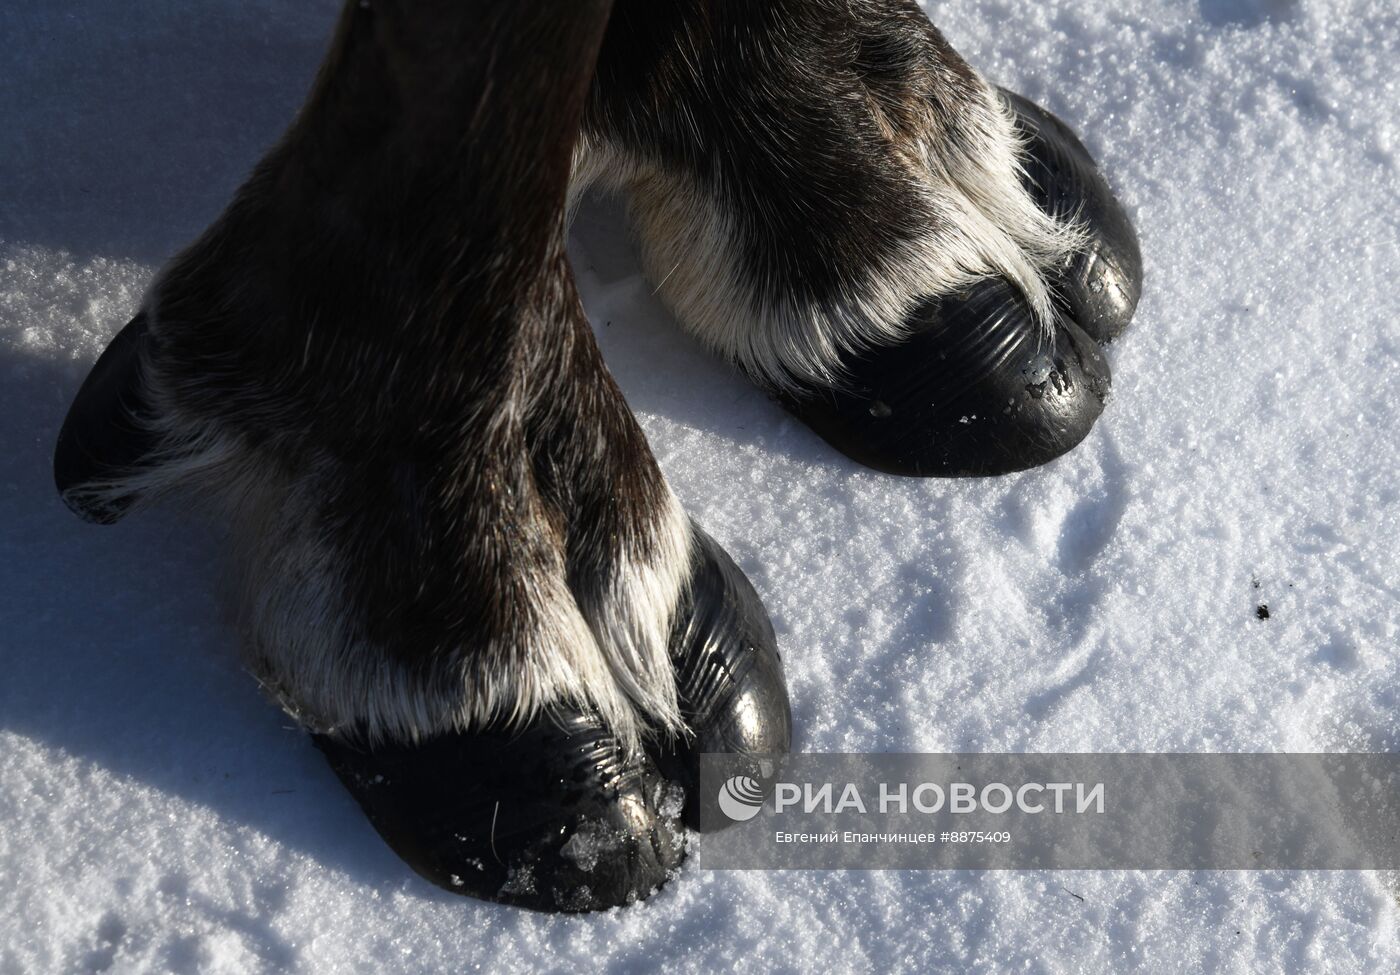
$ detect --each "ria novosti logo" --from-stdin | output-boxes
[716,771,1106,824]
[717,775,767,822]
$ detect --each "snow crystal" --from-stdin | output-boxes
[559,822,627,875]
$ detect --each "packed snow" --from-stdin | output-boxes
[3,0,1399,971]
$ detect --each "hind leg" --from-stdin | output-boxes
[54,0,790,912]
[578,0,1141,476]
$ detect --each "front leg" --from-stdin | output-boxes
[579,0,1141,476]
[54,0,790,912]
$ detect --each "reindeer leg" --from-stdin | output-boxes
[579,0,1141,477]
[54,0,789,912]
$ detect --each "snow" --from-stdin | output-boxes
[2,0,1399,971]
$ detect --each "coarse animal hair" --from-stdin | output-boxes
[576,0,1087,391]
[61,0,695,753]
[63,0,1091,754]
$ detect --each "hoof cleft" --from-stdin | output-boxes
[1003,89,1144,344]
[652,526,793,830]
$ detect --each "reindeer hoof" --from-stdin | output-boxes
[316,525,789,910]
[776,280,1111,477]
[315,711,688,913]
[652,526,793,830]
[1002,90,1144,344]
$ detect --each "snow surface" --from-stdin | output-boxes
[3,0,1399,971]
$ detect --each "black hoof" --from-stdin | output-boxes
[1002,89,1144,344]
[778,280,1110,477]
[53,313,160,524]
[651,526,793,830]
[314,525,791,909]
[315,710,687,913]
